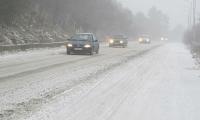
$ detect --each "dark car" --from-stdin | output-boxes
[109,35,128,48]
[66,33,99,55]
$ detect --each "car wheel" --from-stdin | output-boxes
[67,51,71,55]
[96,49,99,54]
[90,50,93,55]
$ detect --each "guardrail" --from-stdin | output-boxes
[0,42,67,53]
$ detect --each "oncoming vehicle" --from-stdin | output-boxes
[138,35,151,44]
[161,37,168,41]
[66,33,99,55]
[109,35,128,48]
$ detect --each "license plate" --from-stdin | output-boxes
[74,48,83,50]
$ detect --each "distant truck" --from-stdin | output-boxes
[109,35,128,48]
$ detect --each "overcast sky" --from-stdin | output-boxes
[117,0,199,28]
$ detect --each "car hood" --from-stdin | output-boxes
[68,40,91,45]
[113,39,127,41]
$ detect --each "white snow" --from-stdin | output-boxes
[27,43,200,120]
[0,42,199,120]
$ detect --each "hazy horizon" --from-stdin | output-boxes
[117,0,199,29]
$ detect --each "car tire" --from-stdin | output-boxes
[90,50,93,55]
[67,51,71,55]
[96,49,99,54]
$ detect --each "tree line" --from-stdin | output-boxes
[0,0,169,44]
[184,23,200,54]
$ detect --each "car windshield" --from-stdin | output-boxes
[141,35,150,38]
[71,34,91,41]
[113,35,126,39]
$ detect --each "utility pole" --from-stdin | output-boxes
[188,1,193,27]
[193,0,196,26]
[192,0,196,43]
[185,0,193,28]
[199,15,200,23]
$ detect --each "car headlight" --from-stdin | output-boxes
[84,44,91,48]
[109,39,114,44]
[120,41,124,44]
[67,44,73,47]
[146,38,150,42]
[161,37,164,41]
[139,38,143,42]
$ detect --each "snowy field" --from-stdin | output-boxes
[0,42,199,120]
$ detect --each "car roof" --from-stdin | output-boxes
[141,34,150,37]
[112,34,125,36]
[76,33,94,35]
[112,35,126,38]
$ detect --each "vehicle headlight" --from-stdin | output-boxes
[109,39,114,44]
[67,44,73,47]
[120,41,124,44]
[161,37,164,41]
[84,44,91,48]
[139,38,143,42]
[146,38,150,42]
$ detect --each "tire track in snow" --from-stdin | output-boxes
[0,44,161,120]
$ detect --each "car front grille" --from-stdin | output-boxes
[73,44,84,48]
[114,40,120,43]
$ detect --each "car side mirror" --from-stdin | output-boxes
[94,39,98,42]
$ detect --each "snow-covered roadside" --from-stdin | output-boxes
[110,43,200,120]
[0,45,66,60]
[0,42,160,120]
[25,43,200,120]
[192,52,200,69]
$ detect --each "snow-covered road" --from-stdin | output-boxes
[0,42,199,120]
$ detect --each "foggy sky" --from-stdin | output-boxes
[117,0,199,28]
